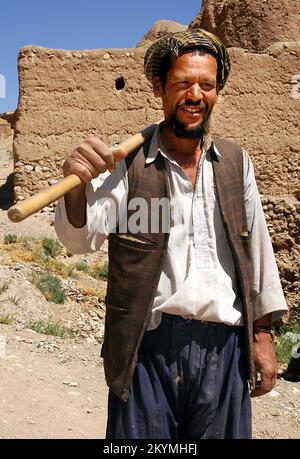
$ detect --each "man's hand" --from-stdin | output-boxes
[250,331,278,397]
[62,137,115,228]
[63,137,115,183]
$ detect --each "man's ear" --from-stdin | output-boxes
[152,76,163,97]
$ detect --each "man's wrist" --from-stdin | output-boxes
[253,312,272,328]
[253,325,275,341]
[64,183,87,228]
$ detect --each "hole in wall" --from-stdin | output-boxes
[115,76,125,90]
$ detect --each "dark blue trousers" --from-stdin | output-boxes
[106,314,252,439]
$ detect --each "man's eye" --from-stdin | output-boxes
[201,83,213,90]
[177,81,189,87]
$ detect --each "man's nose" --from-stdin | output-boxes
[187,83,203,100]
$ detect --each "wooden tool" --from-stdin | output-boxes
[7,122,159,223]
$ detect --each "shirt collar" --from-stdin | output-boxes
[145,122,223,165]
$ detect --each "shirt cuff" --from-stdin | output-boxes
[253,287,289,322]
[54,197,91,254]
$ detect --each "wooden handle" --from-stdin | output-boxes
[7,122,160,223]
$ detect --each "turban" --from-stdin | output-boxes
[144,29,230,90]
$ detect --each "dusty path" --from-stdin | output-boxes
[0,325,108,439]
[1,320,300,439]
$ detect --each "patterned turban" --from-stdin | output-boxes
[144,29,230,90]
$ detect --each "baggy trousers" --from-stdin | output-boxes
[106,313,252,439]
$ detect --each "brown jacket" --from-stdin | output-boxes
[102,137,254,402]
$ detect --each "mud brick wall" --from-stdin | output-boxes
[12,37,299,319]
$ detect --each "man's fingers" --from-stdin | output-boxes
[85,137,115,173]
[251,385,274,397]
[250,373,277,397]
[64,137,116,180]
[76,142,113,173]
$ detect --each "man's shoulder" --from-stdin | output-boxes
[125,137,152,170]
[212,136,244,157]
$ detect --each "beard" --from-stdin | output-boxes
[165,101,212,139]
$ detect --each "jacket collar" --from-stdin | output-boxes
[145,122,222,165]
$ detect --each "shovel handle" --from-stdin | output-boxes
[8,122,160,223]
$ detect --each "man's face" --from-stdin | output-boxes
[153,52,218,138]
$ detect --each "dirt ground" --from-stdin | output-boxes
[1,322,300,439]
[0,324,108,439]
[0,137,299,439]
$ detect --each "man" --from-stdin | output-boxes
[55,29,288,439]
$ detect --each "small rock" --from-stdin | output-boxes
[14,264,25,271]
[268,390,281,398]
[291,388,300,394]
[25,417,35,424]
[48,179,59,186]
[69,381,78,387]
[63,380,78,387]
[94,332,103,342]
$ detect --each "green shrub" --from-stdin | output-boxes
[4,233,18,244]
[75,261,89,272]
[66,265,76,278]
[26,319,74,338]
[0,282,9,294]
[19,236,37,251]
[33,273,66,304]
[42,237,62,258]
[274,321,300,365]
[33,247,49,264]
[0,314,14,325]
[90,262,108,280]
[8,295,20,305]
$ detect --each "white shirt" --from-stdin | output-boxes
[55,125,288,328]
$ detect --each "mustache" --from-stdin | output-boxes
[177,99,207,109]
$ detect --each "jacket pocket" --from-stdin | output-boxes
[113,233,156,250]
